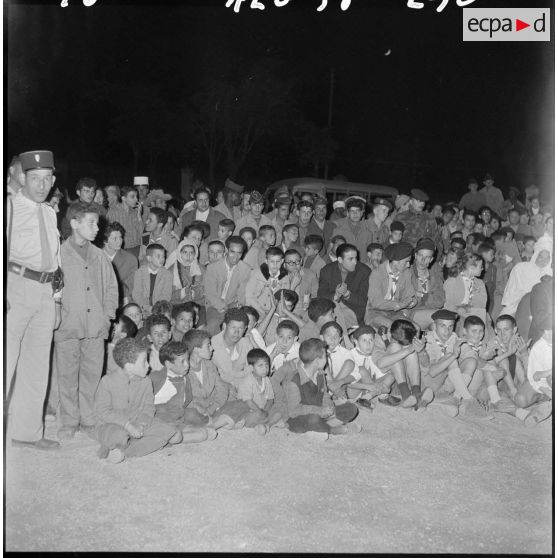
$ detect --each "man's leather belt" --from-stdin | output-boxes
[8,262,54,283]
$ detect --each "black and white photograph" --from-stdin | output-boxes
[4,0,554,552]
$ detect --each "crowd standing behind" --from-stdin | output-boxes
[5,152,554,462]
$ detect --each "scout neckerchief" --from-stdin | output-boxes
[461,274,474,305]
[387,263,400,301]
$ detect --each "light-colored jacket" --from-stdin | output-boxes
[203,258,252,313]
[132,265,173,315]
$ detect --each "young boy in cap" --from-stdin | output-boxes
[387,221,405,246]
[55,206,119,440]
[94,337,182,464]
[234,190,272,234]
[365,242,417,330]
[423,310,493,419]
[366,197,391,246]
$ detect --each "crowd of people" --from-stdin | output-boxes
[6,151,554,464]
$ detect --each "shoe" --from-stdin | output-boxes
[525,401,552,427]
[430,396,459,418]
[416,387,434,411]
[80,424,97,439]
[58,425,79,440]
[489,398,517,415]
[12,438,60,451]
[401,395,418,409]
[96,445,110,459]
[378,395,401,407]
[205,428,218,441]
[255,424,268,436]
[356,398,375,411]
[108,448,125,464]
[301,430,329,441]
[460,398,494,420]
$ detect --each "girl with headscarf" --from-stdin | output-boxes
[166,239,205,304]
[500,247,553,315]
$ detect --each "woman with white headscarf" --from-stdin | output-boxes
[500,247,552,315]
[166,239,204,304]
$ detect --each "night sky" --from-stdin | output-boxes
[6,0,554,202]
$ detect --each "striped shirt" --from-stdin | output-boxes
[107,202,144,249]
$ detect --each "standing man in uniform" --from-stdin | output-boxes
[214,178,244,223]
[6,150,60,450]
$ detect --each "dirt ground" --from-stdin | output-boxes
[4,404,553,553]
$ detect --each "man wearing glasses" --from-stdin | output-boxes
[283,249,318,315]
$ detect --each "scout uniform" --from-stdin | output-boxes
[7,150,60,449]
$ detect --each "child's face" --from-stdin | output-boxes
[321,326,341,350]
[197,338,213,360]
[284,227,299,244]
[304,245,319,258]
[490,217,500,230]
[167,353,190,376]
[147,249,166,270]
[524,240,535,253]
[123,190,138,209]
[355,333,375,355]
[482,249,495,263]
[241,232,255,248]
[464,324,485,345]
[250,201,264,217]
[148,325,171,351]
[217,226,232,243]
[106,230,123,252]
[495,319,516,345]
[252,358,270,378]
[126,351,149,378]
[276,327,297,353]
[435,319,454,342]
[267,254,284,276]
[262,230,276,246]
[277,205,290,221]
[464,215,476,230]
[180,245,196,264]
[145,212,159,233]
[390,230,403,243]
[208,243,225,263]
[187,231,202,247]
[173,311,194,334]
[123,306,143,328]
[72,213,99,242]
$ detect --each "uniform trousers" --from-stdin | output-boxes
[56,337,105,427]
[96,419,178,458]
[6,275,55,442]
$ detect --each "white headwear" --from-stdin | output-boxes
[333,200,345,210]
[133,176,149,186]
[166,239,202,291]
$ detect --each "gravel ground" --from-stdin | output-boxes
[5,404,552,553]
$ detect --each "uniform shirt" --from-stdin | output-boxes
[237,374,274,409]
[106,202,143,249]
[425,331,458,364]
[8,191,59,272]
[234,213,273,235]
[266,341,300,371]
[349,347,384,379]
[328,345,354,379]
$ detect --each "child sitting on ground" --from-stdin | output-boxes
[298,298,336,342]
[285,338,362,440]
[183,329,249,430]
[94,337,182,464]
[135,299,173,343]
[237,349,285,435]
[106,314,138,374]
[132,243,172,316]
[170,302,197,342]
[151,340,217,442]
[145,314,172,372]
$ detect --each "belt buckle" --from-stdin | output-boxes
[39,271,50,283]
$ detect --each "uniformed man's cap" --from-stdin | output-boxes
[333,200,345,210]
[225,178,244,193]
[275,194,292,207]
[19,150,55,172]
[133,176,149,186]
[431,309,458,322]
[249,190,264,204]
[390,221,405,233]
[384,241,413,261]
[345,195,366,205]
[410,188,429,202]
[415,237,436,253]
[373,197,393,211]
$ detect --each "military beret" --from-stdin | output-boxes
[133,176,149,186]
[225,178,244,193]
[373,197,393,211]
[249,190,264,204]
[390,221,405,233]
[19,150,55,172]
[410,188,429,202]
[384,241,413,261]
[431,309,458,322]
[415,237,436,253]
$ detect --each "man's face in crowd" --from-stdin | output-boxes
[208,243,225,263]
[390,256,411,273]
[226,242,244,266]
[314,203,327,222]
[464,214,476,230]
[250,201,264,217]
[390,230,403,243]
[483,178,494,189]
[468,182,478,193]
[435,319,455,342]
[367,248,383,268]
[267,254,284,276]
[442,210,454,225]
[145,212,160,233]
[224,319,246,345]
[149,325,171,351]
[495,319,516,346]
[78,185,96,204]
[298,205,313,226]
[415,249,434,271]
[106,230,123,252]
[339,249,358,273]
[73,212,99,242]
[196,192,210,212]
[432,204,443,218]
[22,169,55,203]
[508,210,520,226]
[277,204,290,221]
[373,204,389,223]
[137,184,149,200]
[410,198,425,212]
[347,205,364,223]
[480,208,492,224]
[105,187,119,206]
[123,190,138,209]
